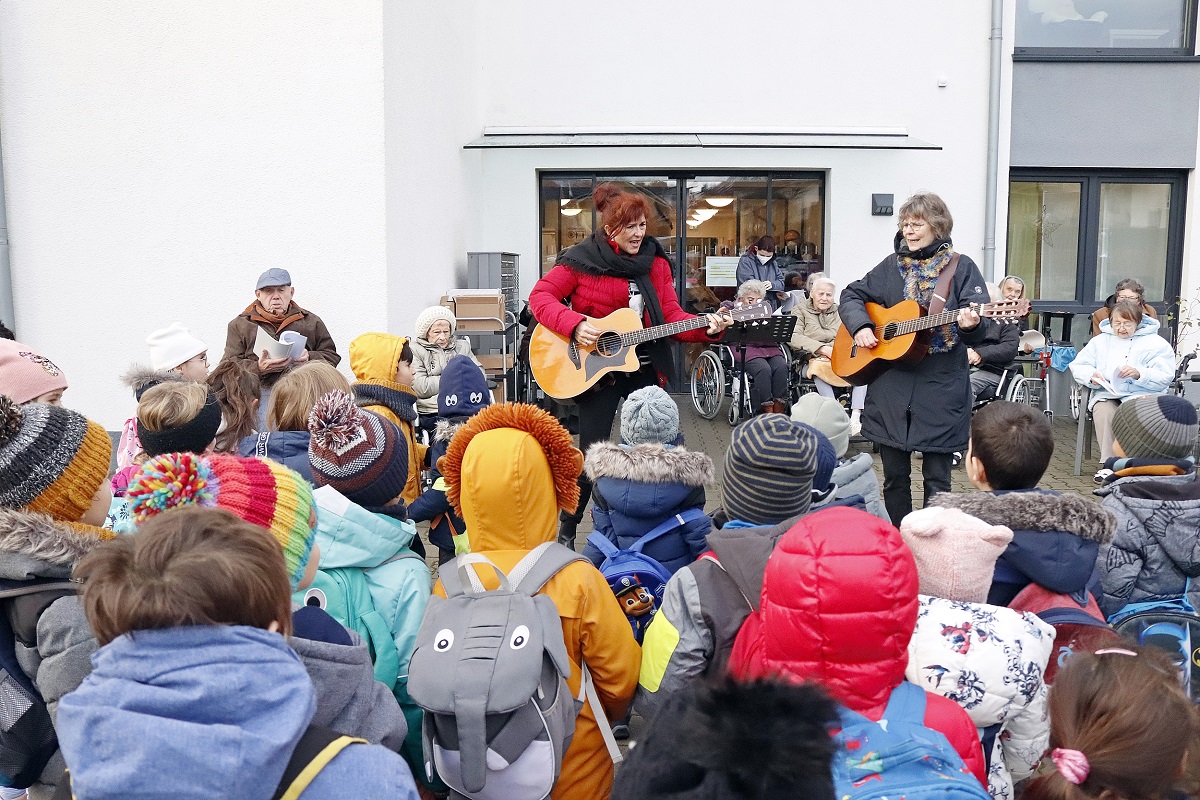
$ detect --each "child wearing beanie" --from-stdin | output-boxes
[0,340,69,406]
[900,505,1054,798]
[1095,394,1200,618]
[305,391,432,781]
[125,452,412,756]
[0,396,115,796]
[55,505,421,800]
[581,386,714,575]
[407,354,491,564]
[637,414,841,720]
[113,324,209,472]
[347,333,428,504]
[791,393,888,520]
[433,402,640,800]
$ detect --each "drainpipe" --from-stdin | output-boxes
[0,140,12,334]
[982,0,1004,281]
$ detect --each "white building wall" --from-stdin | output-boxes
[0,1,387,428]
[464,0,997,293]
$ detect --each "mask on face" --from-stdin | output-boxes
[756,253,772,265]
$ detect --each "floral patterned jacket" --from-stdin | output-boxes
[906,595,1054,800]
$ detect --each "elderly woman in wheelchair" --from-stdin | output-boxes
[718,280,792,415]
[789,275,867,435]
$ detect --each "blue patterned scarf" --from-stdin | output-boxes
[897,245,957,353]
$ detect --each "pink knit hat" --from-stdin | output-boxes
[899,506,1014,603]
[0,340,68,404]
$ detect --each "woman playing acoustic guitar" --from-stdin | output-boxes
[838,193,989,525]
[529,183,732,548]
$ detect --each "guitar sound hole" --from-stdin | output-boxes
[596,332,622,356]
[882,322,899,340]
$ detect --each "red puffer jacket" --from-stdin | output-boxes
[529,256,712,344]
[727,506,988,788]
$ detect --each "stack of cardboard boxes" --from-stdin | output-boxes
[440,289,512,402]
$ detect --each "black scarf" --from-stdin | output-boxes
[558,231,674,375]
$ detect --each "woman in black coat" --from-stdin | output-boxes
[839,193,988,525]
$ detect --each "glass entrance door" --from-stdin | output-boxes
[539,171,826,386]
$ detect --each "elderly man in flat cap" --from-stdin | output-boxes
[221,268,340,388]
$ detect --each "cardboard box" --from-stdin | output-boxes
[490,380,507,403]
[477,353,514,372]
[451,291,505,330]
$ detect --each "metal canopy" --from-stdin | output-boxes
[464,126,940,150]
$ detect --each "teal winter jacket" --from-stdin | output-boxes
[309,486,431,777]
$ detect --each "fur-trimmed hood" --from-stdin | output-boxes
[0,507,108,578]
[929,489,1115,544]
[929,489,1114,602]
[584,441,714,488]
[120,365,186,399]
[433,417,468,444]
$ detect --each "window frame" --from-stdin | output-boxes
[1006,168,1188,335]
[1013,0,1199,60]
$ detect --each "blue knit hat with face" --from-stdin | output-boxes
[438,355,491,418]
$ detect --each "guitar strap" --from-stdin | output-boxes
[927,253,961,315]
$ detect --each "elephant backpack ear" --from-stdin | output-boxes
[536,594,572,679]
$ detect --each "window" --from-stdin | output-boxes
[539,171,825,383]
[1015,0,1196,54]
[1005,171,1186,343]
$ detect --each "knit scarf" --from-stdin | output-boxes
[244,301,305,335]
[896,235,957,354]
[353,381,418,424]
[557,231,674,375]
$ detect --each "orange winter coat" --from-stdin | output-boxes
[348,333,427,505]
[434,421,641,800]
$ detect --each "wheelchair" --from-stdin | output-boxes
[972,356,1052,415]
[690,343,807,426]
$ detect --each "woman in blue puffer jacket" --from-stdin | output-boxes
[581,386,714,574]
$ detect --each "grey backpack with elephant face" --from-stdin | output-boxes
[408,543,622,800]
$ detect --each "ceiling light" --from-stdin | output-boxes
[686,219,701,228]
[692,208,718,221]
[705,197,734,208]
[561,207,583,216]
[560,199,570,207]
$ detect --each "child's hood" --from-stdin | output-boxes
[120,364,186,398]
[313,485,418,567]
[349,332,408,384]
[56,625,315,800]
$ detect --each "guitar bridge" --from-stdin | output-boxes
[567,341,581,370]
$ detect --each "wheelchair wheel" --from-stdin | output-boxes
[1069,383,1082,420]
[690,350,724,420]
[728,375,744,426]
[1006,375,1031,406]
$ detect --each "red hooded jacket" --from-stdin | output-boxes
[727,506,988,787]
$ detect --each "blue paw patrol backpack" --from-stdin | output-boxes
[586,508,705,641]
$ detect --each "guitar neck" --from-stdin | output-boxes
[891,305,978,336]
[621,316,708,346]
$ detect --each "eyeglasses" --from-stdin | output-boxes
[1116,293,1141,302]
[901,221,927,231]
[185,354,209,366]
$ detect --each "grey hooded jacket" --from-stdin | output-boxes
[831,453,889,521]
[289,629,409,752]
[1095,471,1200,618]
[0,508,102,799]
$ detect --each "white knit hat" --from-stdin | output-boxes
[415,305,457,341]
[146,323,208,371]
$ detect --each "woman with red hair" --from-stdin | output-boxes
[530,183,732,547]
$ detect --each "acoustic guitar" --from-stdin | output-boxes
[830,298,1031,386]
[530,302,770,400]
